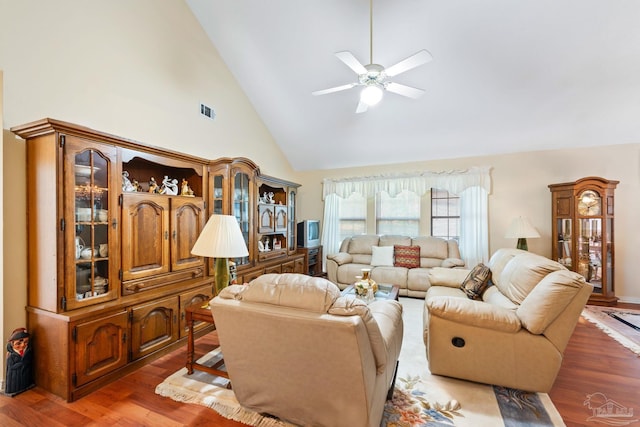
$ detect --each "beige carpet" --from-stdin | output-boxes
[581,305,640,356]
[156,297,565,426]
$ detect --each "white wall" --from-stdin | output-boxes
[295,143,640,303]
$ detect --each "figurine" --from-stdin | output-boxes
[267,192,275,204]
[4,328,35,396]
[132,179,142,192]
[160,176,178,195]
[122,171,136,192]
[180,178,194,196]
[148,177,159,193]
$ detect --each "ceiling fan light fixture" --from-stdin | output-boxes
[360,84,383,106]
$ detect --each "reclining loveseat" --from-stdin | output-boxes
[423,248,592,392]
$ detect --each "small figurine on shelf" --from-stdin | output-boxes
[180,178,195,197]
[160,176,178,195]
[148,177,159,193]
[132,179,142,192]
[4,328,35,397]
[264,238,270,251]
[267,192,275,204]
[122,171,136,192]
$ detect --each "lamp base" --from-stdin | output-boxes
[516,238,529,251]
[214,258,230,295]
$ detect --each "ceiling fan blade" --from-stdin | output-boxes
[335,51,367,75]
[386,82,425,99]
[384,49,433,77]
[312,83,357,96]
[355,100,369,114]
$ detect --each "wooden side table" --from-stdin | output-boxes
[185,304,229,381]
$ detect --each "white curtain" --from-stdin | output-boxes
[459,186,489,266]
[322,166,492,266]
[321,193,341,271]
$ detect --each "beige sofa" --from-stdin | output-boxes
[326,235,465,297]
[210,273,403,427]
[423,248,592,392]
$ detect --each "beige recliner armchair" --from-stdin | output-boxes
[423,248,592,392]
[210,273,403,427]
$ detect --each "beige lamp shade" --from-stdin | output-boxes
[505,216,540,251]
[191,215,249,259]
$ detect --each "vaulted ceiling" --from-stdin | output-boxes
[187,0,640,171]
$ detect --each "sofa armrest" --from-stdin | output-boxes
[428,267,470,288]
[326,252,353,266]
[368,300,403,377]
[441,257,466,268]
[427,296,522,333]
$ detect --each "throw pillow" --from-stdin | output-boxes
[370,246,394,266]
[394,245,421,268]
[460,263,492,300]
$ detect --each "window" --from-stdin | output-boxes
[376,190,420,236]
[431,189,460,241]
[338,194,366,243]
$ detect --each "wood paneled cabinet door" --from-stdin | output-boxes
[121,193,205,281]
[63,137,120,311]
[179,285,213,338]
[121,193,170,281]
[73,311,129,388]
[130,296,179,360]
[171,197,206,271]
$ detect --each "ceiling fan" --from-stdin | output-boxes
[312,0,432,113]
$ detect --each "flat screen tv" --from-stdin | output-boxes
[297,220,320,248]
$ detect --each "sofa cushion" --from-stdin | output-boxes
[460,263,492,300]
[379,235,412,247]
[347,235,380,254]
[241,273,341,313]
[495,253,566,304]
[394,245,421,268]
[371,246,394,266]
[412,236,449,260]
[516,270,586,334]
[428,267,471,288]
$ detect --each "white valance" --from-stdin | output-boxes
[322,166,492,199]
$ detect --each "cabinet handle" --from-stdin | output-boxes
[111,218,117,229]
[123,333,127,343]
[164,231,168,240]
[172,230,176,240]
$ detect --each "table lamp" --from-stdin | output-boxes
[191,215,249,294]
[505,216,540,251]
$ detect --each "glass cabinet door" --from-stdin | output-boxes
[65,139,118,310]
[232,171,250,266]
[212,174,224,215]
[576,218,603,292]
[288,189,296,253]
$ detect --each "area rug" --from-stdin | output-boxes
[581,305,640,356]
[156,298,565,426]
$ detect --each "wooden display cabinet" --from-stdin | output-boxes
[209,158,306,284]
[14,118,215,401]
[549,177,619,305]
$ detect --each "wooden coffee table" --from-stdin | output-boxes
[185,304,229,382]
[341,283,400,301]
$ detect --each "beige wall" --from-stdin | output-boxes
[295,143,640,303]
[0,0,300,377]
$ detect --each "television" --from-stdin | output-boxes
[297,220,320,248]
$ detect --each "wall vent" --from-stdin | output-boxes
[200,103,215,120]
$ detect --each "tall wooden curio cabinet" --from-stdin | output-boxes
[14,119,214,401]
[549,177,619,305]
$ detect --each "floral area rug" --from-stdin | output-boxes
[581,305,640,356]
[156,298,564,426]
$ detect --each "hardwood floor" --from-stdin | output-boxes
[1,304,638,426]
